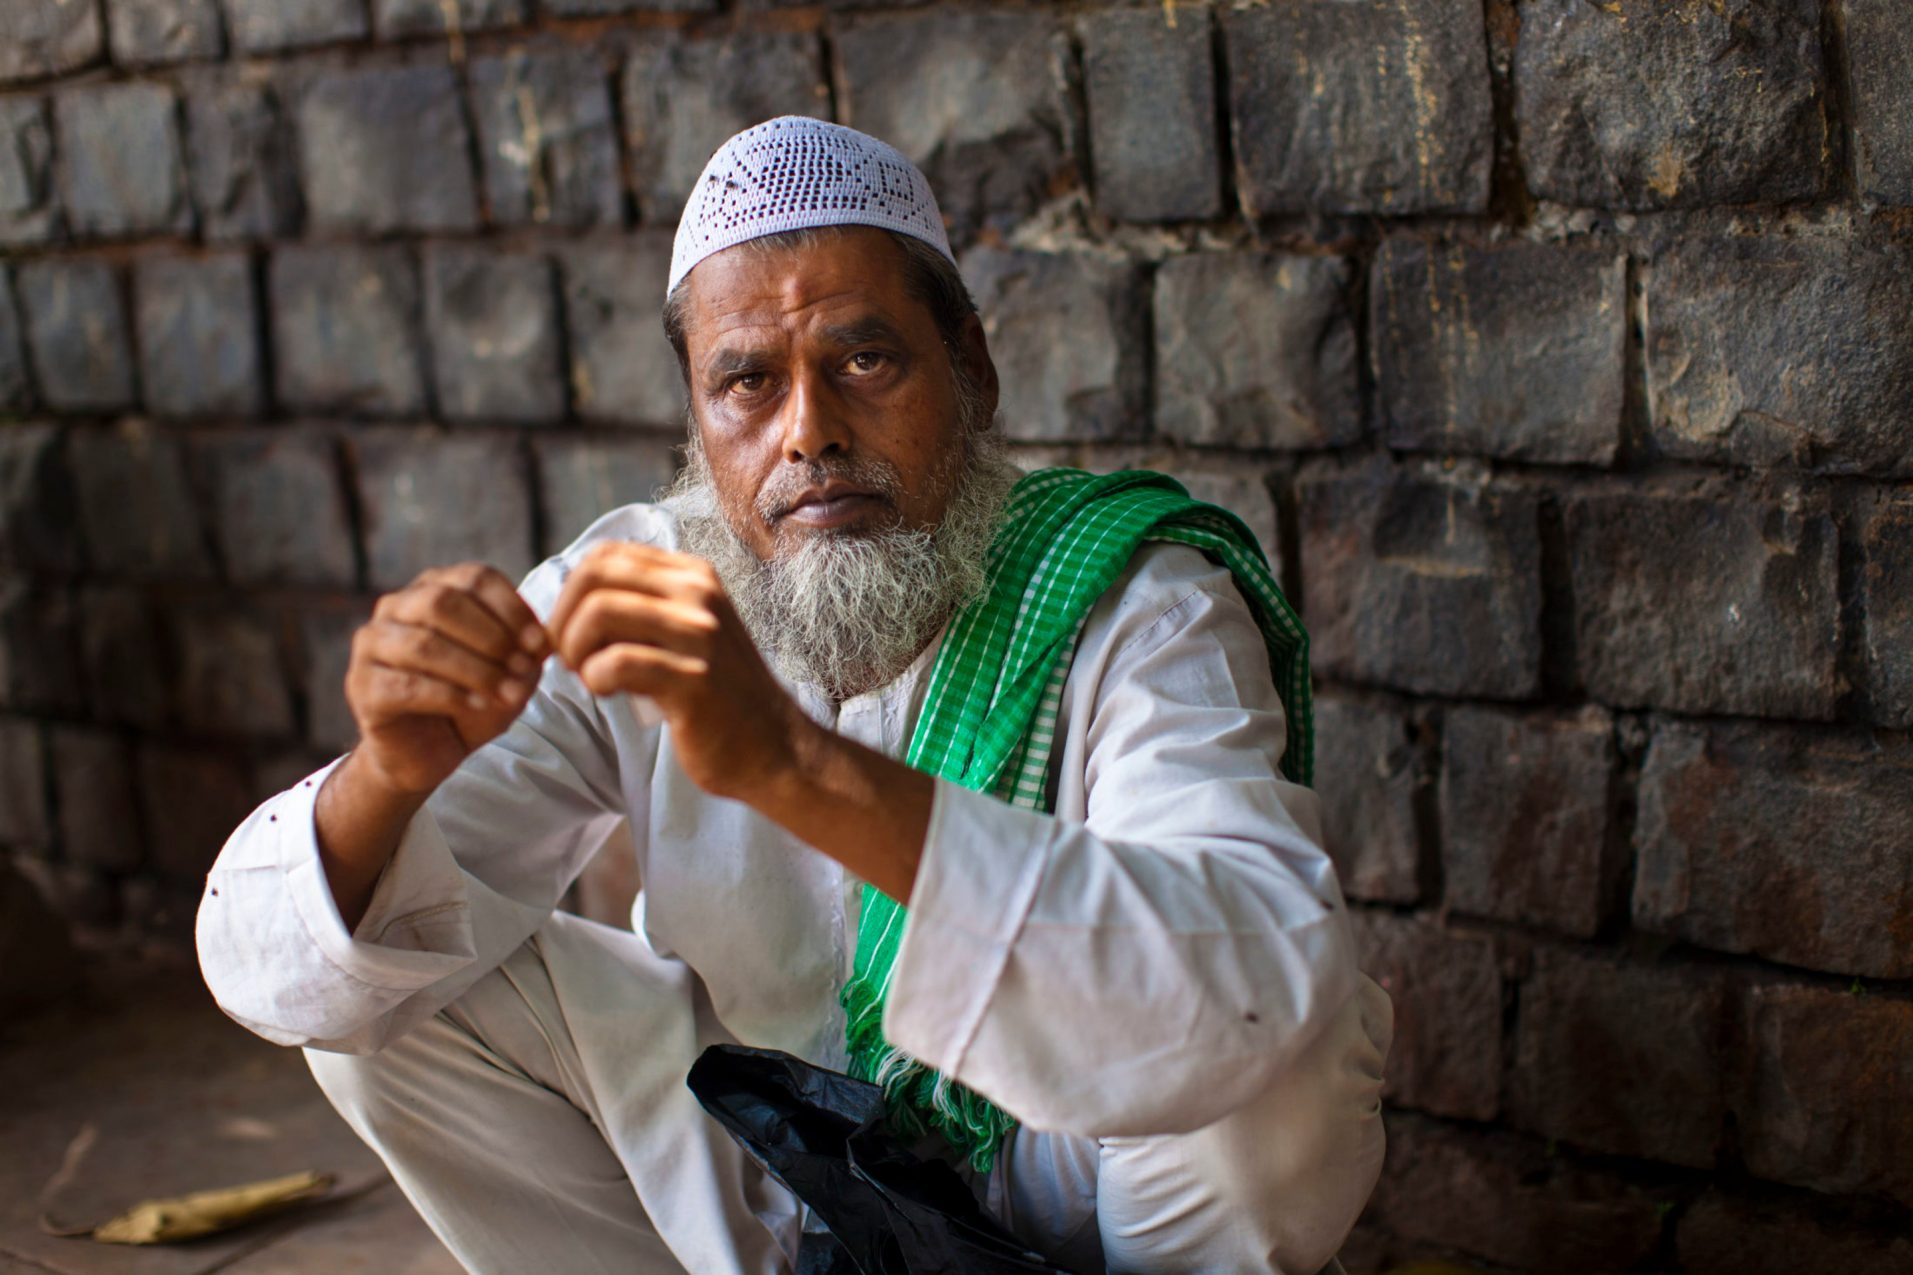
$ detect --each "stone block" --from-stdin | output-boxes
[78,586,169,730]
[0,851,79,1013]
[1223,0,1492,217]
[106,0,221,66]
[0,716,49,848]
[1633,720,1913,979]
[1646,236,1913,476]
[135,744,254,878]
[0,272,26,410]
[13,853,119,931]
[54,81,190,238]
[1372,239,1625,465]
[1848,0,1913,205]
[1440,704,1616,938]
[16,258,134,413]
[1860,496,1913,727]
[182,73,301,241]
[425,246,564,425]
[270,245,425,417]
[622,31,826,224]
[51,726,142,871]
[372,0,525,39]
[170,606,295,738]
[559,236,683,427]
[0,0,104,84]
[1312,694,1421,904]
[0,423,82,571]
[1298,461,1542,699]
[67,421,212,578]
[225,0,365,54]
[296,64,479,236]
[834,9,1070,237]
[536,434,680,554]
[1565,485,1840,719]
[192,430,356,588]
[1677,1188,1913,1275]
[1154,252,1359,450]
[962,248,1146,443]
[1079,6,1220,222]
[134,253,261,419]
[1350,911,1499,1120]
[1739,984,1913,1207]
[469,47,622,229]
[295,602,369,753]
[0,575,83,713]
[0,96,57,245]
[1367,1115,1665,1275]
[1507,948,1724,1167]
[1515,0,1827,209]
[351,429,535,590]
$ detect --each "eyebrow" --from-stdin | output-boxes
[703,346,774,383]
[819,316,909,350]
[700,315,912,384]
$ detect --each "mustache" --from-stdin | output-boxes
[755,455,906,523]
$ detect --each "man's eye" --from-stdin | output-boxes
[845,351,887,375]
[728,373,767,395]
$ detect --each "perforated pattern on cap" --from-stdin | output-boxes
[668,116,955,295]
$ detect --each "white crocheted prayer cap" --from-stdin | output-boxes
[667,115,955,296]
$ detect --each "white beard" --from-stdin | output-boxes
[668,430,1020,701]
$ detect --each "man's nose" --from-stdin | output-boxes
[777,365,853,463]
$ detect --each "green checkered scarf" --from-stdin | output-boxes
[838,467,1314,1172]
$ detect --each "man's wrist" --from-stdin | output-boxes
[332,747,435,812]
[315,749,433,934]
[756,709,834,820]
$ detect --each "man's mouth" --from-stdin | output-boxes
[776,482,889,528]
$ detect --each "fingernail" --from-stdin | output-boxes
[497,679,525,702]
[467,691,488,710]
[508,652,535,677]
[522,625,547,652]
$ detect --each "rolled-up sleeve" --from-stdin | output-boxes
[884,551,1358,1138]
[197,557,631,1055]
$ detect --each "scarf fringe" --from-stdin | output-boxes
[842,981,1015,1173]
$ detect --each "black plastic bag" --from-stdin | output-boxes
[687,1045,1075,1275]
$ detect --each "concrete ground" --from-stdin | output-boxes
[0,952,458,1275]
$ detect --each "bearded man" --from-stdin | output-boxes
[198,118,1391,1274]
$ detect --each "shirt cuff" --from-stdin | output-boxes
[883,780,1051,1075]
[281,762,475,992]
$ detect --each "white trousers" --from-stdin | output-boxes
[306,912,1391,1274]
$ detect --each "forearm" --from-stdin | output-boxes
[315,750,431,932]
[752,719,933,901]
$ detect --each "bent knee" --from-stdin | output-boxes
[303,1011,472,1132]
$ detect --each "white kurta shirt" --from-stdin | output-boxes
[197,501,1359,1141]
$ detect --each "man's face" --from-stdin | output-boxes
[677,227,994,562]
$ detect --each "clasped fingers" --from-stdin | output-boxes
[552,588,722,683]
[352,619,534,713]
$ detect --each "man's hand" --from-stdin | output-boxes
[346,563,551,796]
[545,541,934,901]
[316,563,548,931]
[544,542,809,801]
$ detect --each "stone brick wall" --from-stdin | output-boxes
[0,0,1908,1269]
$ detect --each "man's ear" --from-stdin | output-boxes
[957,312,1000,430]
